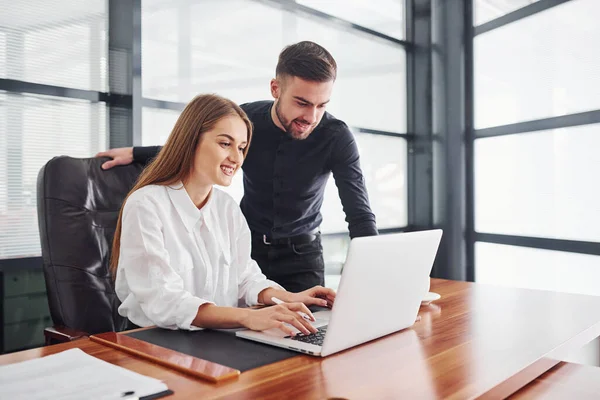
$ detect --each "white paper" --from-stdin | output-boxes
[0,348,169,400]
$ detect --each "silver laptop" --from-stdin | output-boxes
[236,229,443,357]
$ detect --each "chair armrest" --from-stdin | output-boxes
[44,326,89,345]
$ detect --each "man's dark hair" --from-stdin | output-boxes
[276,41,337,82]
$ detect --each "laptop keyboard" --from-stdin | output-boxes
[291,325,328,346]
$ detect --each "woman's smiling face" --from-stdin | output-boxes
[190,114,248,187]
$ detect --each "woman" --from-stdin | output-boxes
[112,94,335,337]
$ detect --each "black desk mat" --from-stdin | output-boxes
[127,328,298,372]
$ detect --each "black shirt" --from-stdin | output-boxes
[133,100,377,239]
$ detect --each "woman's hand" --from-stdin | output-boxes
[240,303,318,336]
[276,286,336,308]
[259,286,336,309]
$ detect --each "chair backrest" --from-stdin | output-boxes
[37,156,144,334]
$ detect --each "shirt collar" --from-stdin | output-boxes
[166,182,214,233]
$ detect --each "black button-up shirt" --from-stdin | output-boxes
[133,100,377,239]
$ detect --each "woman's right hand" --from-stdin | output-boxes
[240,303,318,336]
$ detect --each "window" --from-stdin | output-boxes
[475,124,600,242]
[0,93,106,258]
[141,107,180,147]
[294,16,406,133]
[0,0,108,259]
[297,0,405,40]
[0,0,107,91]
[476,242,600,296]
[321,131,407,233]
[142,0,279,104]
[141,0,406,133]
[474,0,600,129]
[472,0,600,291]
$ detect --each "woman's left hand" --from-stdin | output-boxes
[285,285,336,308]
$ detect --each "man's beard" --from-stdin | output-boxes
[275,102,314,140]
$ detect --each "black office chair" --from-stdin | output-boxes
[36,156,144,344]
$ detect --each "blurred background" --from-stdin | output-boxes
[0,0,598,357]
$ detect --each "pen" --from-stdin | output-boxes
[271,297,314,321]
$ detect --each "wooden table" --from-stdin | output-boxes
[2,279,600,399]
[511,361,600,399]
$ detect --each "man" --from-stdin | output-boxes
[97,41,377,292]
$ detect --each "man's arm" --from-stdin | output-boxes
[329,125,378,238]
[95,146,162,170]
[133,146,162,164]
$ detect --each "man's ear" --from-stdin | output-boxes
[270,78,281,99]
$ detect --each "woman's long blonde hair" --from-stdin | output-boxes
[110,94,253,277]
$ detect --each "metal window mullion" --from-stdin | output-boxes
[475,233,600,257]
[107,0,140,148]
[253,0,410,49]
[474,0,572,36]
[465,0,475,282]
[430,0,468,281]
[141,98,187,111]
[475,109,600,138]
[406,0,434,234]
[0,78,104,101]
[355,127,411,138]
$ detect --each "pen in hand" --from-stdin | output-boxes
[271,297,314,322]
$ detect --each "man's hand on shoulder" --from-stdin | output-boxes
[95,147,134,170]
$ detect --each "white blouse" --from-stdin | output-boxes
[115,183,282,330]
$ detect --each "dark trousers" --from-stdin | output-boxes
[251,234,325,293]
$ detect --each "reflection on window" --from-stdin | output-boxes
[475,124,600,242]
[0,93,106,258]
[474,0,600,128]
[474,0,539,26]
[297,0,404,40]
[476,242,600,296]
[321,131,407,233]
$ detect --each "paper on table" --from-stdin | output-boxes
[0,348,169,400]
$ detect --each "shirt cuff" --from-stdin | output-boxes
[246,280,285,307]
[349,220,379,238]
[176,296,214,330]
